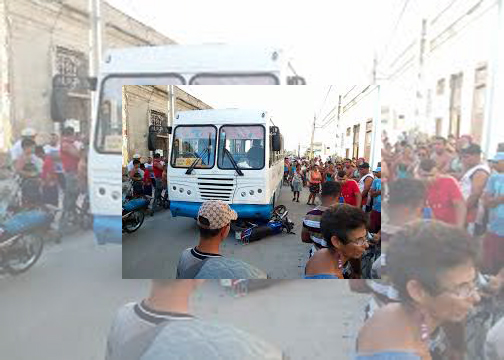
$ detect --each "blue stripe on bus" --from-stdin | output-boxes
[94,215,122,245]
[170,201,273,220]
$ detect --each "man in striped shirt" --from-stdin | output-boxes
[301,181,342,258]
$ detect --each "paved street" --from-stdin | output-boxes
[123,184,320,279]
[0,228,369,360]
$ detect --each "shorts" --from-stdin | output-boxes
[309,183,320,194]
[482,232,504,275]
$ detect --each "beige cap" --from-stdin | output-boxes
[21,127,36,137]
[197,200,238,230]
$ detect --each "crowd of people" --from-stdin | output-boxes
[285,155,382,279]
[124,152,168,210]
[4,126,88,235]
[351,132,504,360]
[164,154,382,280]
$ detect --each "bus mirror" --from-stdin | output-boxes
[88,77,98,91]
[287,76,306,85]
[148,132,157,151]
[272,133,281,152]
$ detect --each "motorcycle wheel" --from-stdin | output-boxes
[4,233,44,275]
[123,210,145,233]
[271,205,286,221]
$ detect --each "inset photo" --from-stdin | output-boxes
[120,85,382,279]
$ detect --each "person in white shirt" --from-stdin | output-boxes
[10,127,37,163]
[127,154,141,172]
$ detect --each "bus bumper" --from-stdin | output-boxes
[170,201,273,220]
[93,215,122,245]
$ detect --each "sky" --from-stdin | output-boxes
[178,85,336,151]
[103,0,405,151]
[105,0,399,84]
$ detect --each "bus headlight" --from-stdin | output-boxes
[187,190,191,195]
[99,187,106,196]
[180,188,184,193]
[111,191,120,200]
[258,189,262,193]
[249,190,254,195]
[241,192,246,197]
[173,186,177,191]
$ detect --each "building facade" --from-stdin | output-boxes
[0,0,175,153]
[122,85,212,167]
[315,86,380,166]
[379,0,504,156]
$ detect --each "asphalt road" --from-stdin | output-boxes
[123,184,318,279]
[0,187,370,360]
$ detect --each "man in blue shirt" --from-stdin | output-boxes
[482,152,504,275]
[369,167,381,233]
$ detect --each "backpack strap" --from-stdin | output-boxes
[177,258,210,279]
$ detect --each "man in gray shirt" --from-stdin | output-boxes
[106,280,284,360]
[176,200,237,278]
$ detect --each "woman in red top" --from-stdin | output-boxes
[337,170,362,208]
[307,165,322,205]
[418,158,467,227]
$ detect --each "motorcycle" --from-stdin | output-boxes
[231,205,295,244]
[122,196,150,233]
[0,205,59,275]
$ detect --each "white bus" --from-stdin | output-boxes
[90,44,302,245]
[168,109,284,220]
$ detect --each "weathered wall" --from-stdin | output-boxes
[123,85,212,166]
[3,0,175,149]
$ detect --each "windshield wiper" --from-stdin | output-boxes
[186,133,213,175]
[223,148,244,176]
[185,150,206,175]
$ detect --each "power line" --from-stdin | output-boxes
[316,85,332,123]
[376,0,412,67]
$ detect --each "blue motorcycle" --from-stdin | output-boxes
[0,205,59,275]
[232,205,295,244]
[122,196,150,233]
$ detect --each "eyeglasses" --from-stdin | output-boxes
[438,280,480,298]
[349,236,368,246]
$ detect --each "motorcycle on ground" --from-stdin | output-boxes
[231,205,295,245]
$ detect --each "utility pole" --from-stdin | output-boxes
[89,0,102,140]
[167,85,176,159]
[415,18,427,134]
[336,95,342,157]
[310,114,316,160]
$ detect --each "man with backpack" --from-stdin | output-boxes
[176,200,266,279]
[105,280,284,360]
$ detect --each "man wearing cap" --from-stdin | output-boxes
[176,200,237,279]
[482,152,504,275]
[460,143,491,236]
[10,127,37,163]
[127,154,141,172]
[369,166,382,233]
[358,162,374,212]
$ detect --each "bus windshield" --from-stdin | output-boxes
[95,75,184,154]
[218,125,265,170]
[171,126,217,168]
